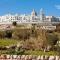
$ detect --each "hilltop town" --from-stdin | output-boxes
[0,9,60,56]
[0,8,60,31]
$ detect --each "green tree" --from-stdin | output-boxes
[47,33,58,46]
[46,33,58,51]
[5,30,12,38]
[12,21,17,26]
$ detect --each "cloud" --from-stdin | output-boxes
[55,5,60,9]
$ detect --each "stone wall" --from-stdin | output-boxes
[0,55,60,60]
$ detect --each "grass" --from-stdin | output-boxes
[0,50,58,55]
[24,50,58,55]
[0,39,19,47]
[0,39,59,55]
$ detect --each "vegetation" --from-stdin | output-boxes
[12,21,17,26]
[12,29,31,40]
[0,39,18,46]
[0,24,59,55]
[24,50,58,55]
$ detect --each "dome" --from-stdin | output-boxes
[31,9,37,16]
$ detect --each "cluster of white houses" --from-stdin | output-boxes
[0,9,60,24]
[0,8,60,30]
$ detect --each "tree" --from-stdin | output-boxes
[12,21,17,26]
[55,23,60,32]
[47,33,58,46]
[46,33,58,51]
[5,30,12,38]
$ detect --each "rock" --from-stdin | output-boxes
[37,55,41,60]
[55,56,59,60]
[21,55,25,60]
[49,56,55,60]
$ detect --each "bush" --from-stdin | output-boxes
[0,31,5,38]
[12,21,17,26]
[5,30,12,38]
[12,29,31,40]
[47,33,58,46]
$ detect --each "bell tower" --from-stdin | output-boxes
[40,8,46,22]
[31,9,37,17]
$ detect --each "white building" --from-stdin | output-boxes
[0,9,60,30]
[0,9,60,24]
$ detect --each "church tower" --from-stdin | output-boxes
[31,9,37,17]
[40,8,46,22]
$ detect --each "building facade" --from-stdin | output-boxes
[0,9,60,24]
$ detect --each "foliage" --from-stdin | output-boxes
[0,31,5,38]
[12,21,17,26]
[12,29,31,40]
[0,24,60,54]
[0,39,18,47]
[5,30,12,38]
[46,33,58,46]
[56,24,60,32]
[24,50,58,55]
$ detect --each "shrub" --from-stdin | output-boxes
[12,21,17,26]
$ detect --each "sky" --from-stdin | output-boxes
[0,0,60,16]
